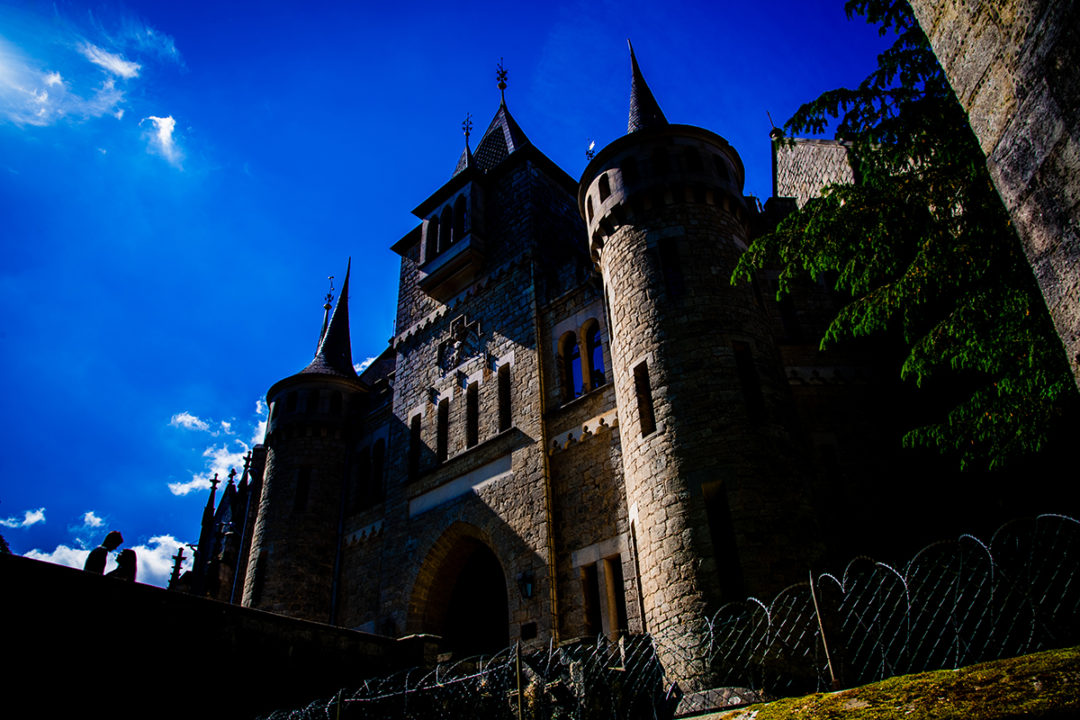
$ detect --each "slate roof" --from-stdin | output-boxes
[453,101,532,177]
[300,260,357,379]
[627,41,668,134]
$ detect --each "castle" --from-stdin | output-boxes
[169,46,1056,689]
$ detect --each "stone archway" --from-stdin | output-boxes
[410,525,509,656]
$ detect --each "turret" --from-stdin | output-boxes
[242,262,368,622]
[579,44,819,689]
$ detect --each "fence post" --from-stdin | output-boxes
[516,641,524,720]
[809,570,840,690]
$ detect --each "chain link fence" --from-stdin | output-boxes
[261,514,1080,718]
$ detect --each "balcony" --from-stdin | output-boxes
[418,232,484,301]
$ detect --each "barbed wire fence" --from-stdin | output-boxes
[261,514,1080,719]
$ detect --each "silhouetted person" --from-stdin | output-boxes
[84,531,123,574]
[106,548,137,582]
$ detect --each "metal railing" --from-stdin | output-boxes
[261,514,1080,718]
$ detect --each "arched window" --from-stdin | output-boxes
[587,196,594,223]
[440,206,453,250]
[583,320,605,390]
[598,173,611,201]
[453,195,467,241]
[559,331,583,402]
[427,216,440,260]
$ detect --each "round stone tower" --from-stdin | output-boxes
[579,46,817,687]
[242,263,367,623]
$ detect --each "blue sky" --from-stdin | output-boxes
[0,0,893,586]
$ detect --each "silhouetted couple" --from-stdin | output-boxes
[84,530,137,581]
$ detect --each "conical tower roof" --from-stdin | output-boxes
[627,40,668,133]
[300,260,356,378]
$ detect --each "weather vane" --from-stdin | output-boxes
[496,58,508,103]
[463,112,473,147]
[325,275,335,307]
[585,138,596,161]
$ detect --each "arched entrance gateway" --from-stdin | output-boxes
[411,529,509,656]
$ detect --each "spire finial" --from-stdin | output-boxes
[325,275,335,308]
[209,473,220,493]
[463,112,473,149]
[228,467,237,486]
[496,58,508,104]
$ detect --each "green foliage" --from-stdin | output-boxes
[733,0,1077,470]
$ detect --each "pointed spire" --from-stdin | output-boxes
[301,259,356,378]
[318,275,335,350]
[627,40,667,134]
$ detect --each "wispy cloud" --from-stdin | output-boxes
[355,356,377,374]
[142,114,182,166]
[0,507,46,529]
[168,401,268,496]
[78,42,140,79]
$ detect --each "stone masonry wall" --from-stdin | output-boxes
[909,0,1080,388]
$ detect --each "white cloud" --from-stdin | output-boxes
[0,507,46,529]
[44,71,62,86]
[78,42,140,79]
[82,511,103,528]
[169,400,267,495]
[25,543,89,570]
[130,535,190,587]
[142,114,182,166]
[355,356,377,374]
[24,534,192,587]
[170,411,210,432]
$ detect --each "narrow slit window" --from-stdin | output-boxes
[498,364,512,432]
[408,414,421,480]
[598,173,611,201]
[634,361,656,437]
[453,195,467,240]
[465,382,479,448]
[436,398,449,463]
[733,341,766,423]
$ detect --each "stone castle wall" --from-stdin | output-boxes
[909,0,1080,388]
